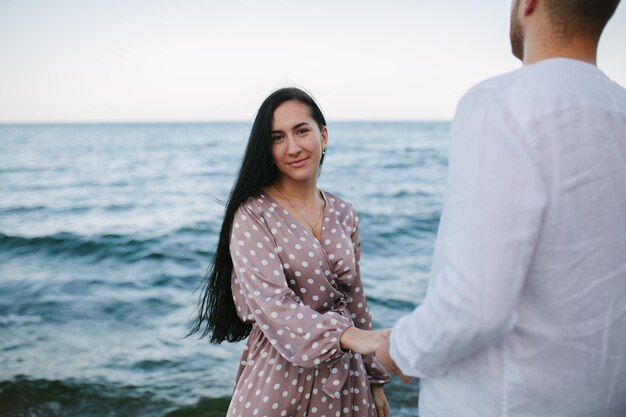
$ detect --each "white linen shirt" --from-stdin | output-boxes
[390,58,626,417]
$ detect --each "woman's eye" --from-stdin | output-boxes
[296,128,310,135]
[272,135,284,142]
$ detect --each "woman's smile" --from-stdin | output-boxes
[287,156,309,168]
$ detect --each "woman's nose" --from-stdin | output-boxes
[286,136,302,155]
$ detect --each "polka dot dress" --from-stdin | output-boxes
[227,191,389,417]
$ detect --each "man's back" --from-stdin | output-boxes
[421,58,626,416]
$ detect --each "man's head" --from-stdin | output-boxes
[509,0,621,61]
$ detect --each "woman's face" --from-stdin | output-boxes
[270,100,328,184]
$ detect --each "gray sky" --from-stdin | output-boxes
[1,0,625,122]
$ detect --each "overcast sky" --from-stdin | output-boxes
[1,0,625,122]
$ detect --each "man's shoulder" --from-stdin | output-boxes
[461,59,580,103]
[458,58,626,122]
[454,68,523,120]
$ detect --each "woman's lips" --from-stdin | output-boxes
[288,157,309,168]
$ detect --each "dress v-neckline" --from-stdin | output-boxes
[261,190,328,245]
[261,190,341,291]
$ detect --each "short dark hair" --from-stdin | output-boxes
[544,0,621,38]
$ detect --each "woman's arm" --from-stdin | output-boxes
[340,205,391,385]
[230,203,352,368]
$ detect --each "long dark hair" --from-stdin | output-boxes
[188,87,327,343]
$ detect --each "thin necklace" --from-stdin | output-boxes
[273,184,324,237]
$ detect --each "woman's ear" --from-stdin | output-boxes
[321,126,329,150]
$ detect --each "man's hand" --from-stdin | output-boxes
[375,337,412,383]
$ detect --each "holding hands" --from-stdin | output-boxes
[340,327,391,417]
[340,326,413,383]
[375,336,412,384]
[340,326,389,355]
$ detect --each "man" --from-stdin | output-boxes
[376,0,626,415]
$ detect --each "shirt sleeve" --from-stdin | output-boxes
[346,207,391,385]
[230,202,352,369]
[389,87,548,378]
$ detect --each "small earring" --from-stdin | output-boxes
[322,149,326,157]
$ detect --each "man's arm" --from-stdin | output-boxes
[386,86,547,379]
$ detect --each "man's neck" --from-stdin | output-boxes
[523,33,598,66]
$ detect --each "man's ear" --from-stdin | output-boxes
[523,0,538,17]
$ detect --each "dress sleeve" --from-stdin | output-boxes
[389,86,547,378]
[346,207,391,385]
[230,202,352,369]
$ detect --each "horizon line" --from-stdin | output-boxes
[0,118,452,126]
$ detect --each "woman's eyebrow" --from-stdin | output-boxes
[271,122,310,135]
[292,122,310,130]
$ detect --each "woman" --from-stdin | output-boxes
[190,87,390,417]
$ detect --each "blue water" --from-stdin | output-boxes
[0,122,450,416]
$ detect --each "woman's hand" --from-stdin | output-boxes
[340,327,390,355]
[371,384,390,417]
[375,337,412,384]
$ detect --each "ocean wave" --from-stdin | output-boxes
[164,397,231,417]
[0,376,230,417]
[365,295,417,312]
[0,205,48,214]
[0,228,215,264]
[0,376,163,417]
[0,313,42,327]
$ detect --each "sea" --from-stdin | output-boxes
[0,121,450,417]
